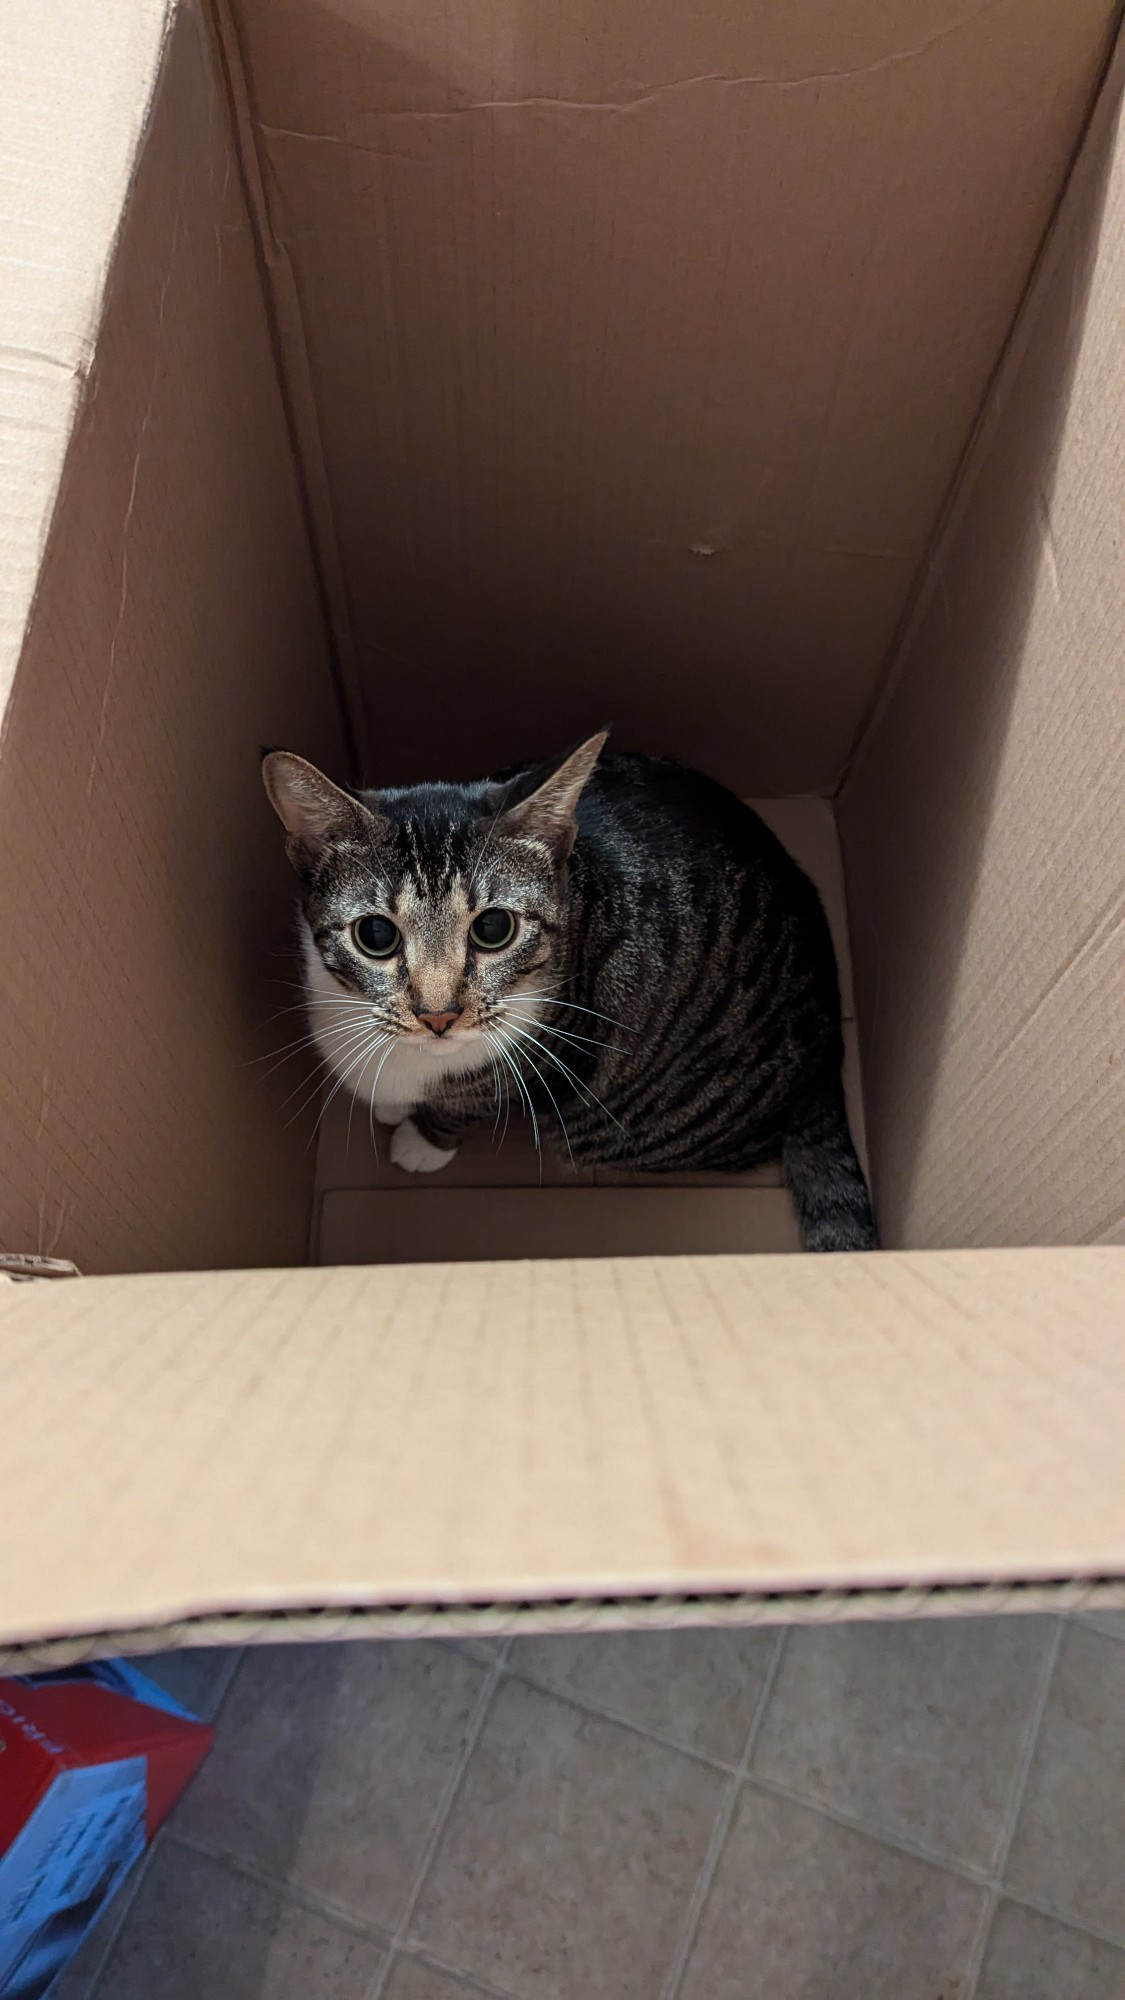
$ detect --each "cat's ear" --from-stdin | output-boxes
[496,730,608,860]
[261,751,382,875]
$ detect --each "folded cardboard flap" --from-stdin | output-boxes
[0,1251,1123,1661]
[0,0,1123,1653]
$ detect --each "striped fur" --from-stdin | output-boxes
[263,739,876,1251]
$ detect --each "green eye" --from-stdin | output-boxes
[352,914,401,959]
[470,907,517,950]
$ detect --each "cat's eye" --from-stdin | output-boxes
[470,907,517,950]
[351,913,401,959]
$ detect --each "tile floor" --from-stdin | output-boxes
[58,1614,1125,2000]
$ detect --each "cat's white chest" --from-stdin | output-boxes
[367,1034,472,1118]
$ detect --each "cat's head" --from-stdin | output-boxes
[262,733,606,1053]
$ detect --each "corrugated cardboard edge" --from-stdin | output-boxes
[6,1579,1125,1671]
[205,0,363,771]
[836,1,1125,787]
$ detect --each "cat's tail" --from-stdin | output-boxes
[782,1085,877,1252]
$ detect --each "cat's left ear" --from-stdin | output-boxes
[497,730,608,860]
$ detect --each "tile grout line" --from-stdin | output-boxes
[92,1622,1116,1997]
[366,1641,514,2000]
[659,1627,790,2000]
[208,1644,248,1718]
[496,1659,752,1774]
[166,1827,395,1947]
[168,1642,1020,1953]
[963,1615,1065,1999]
[82,1647,248,1999]
[740,1770,996,1886]
[388,1941,529,2000]
[77,1838,163,2000]
[1001,1886,1125,1956]
[502,1653,1010,1891]
[1076,1616,1125,1645]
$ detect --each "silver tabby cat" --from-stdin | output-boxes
[263,732,876,1250]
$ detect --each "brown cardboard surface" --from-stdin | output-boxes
[0,1,342,1274]
[319,1187,803,1263]
[0,1250,1122,1651]
[226,0,1115,793]
[841,35,1125,1249]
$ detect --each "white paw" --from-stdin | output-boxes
[375,1101,413,1129]
[389,1117,457,1175]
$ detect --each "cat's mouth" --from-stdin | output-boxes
[411,1023,485,1045]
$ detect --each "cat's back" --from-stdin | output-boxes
[574,750,811,901]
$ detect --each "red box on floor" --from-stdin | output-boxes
[0,1660,213,1998]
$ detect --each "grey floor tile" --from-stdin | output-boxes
[451,1635,506,1664]
[92,1842,385,1999]
[175,1641,487,1931]
[509,1626,777,1762]
[680,1786,984,2000]
[753,1615,1051,1868]
[1006,1625,1125,1940]
[1079,1610,1125,1642]
[125,1645,241,1719]
[410,1676,725,1999]
[383,1957,497,2000]
[976,1901,1125,1999]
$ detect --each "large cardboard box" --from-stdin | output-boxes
[0,0,1123,1663]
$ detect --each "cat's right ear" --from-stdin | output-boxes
[261,751,379,876]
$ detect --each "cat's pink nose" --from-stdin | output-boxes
[417,1010,460,1036]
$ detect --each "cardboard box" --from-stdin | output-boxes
[0,0,1123,1661]
[0,1661,212,1996]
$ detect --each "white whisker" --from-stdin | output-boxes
[502,1031,574,1167]
[501,1018,626,1131]
[283,1020,391,1123]
[361,1037,399,1159]
[487,1030,541,1162]
[503,1008,615,1051]
[251,1015,378,1078]
[346,1030,392,1152]
[307,1031,394,1146]
[278,1030,374,1120]
[510,989,633,1032]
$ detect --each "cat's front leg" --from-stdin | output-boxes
[388,1096,479,1175]
[374,1102,413,1129]
[389,1114,459,1173]
[389,1069,494,1175]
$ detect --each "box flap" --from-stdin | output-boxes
[1,1252,1122,1650]
[0,0,170,716]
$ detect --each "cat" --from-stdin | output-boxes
[263,732,876,1250]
